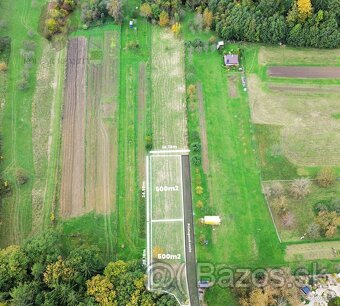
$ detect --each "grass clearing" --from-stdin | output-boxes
[32,44,66,232]
[285,241,340,262]
[150,155,183,220]
[0,0,50,246]
[151,27,187,150]
[248,74,340,166]
[258,46,340,66]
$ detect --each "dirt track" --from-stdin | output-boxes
[60,37,87,218]
[268,66,340,78]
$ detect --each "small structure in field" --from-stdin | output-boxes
[201,216,221,226]
[216,41,224,50]
[224,54,239,67]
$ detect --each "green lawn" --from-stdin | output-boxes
[186,44,285,267]
[0,0,48,246]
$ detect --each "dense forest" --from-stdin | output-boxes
[141,0,340,48]
[0,230,176,305]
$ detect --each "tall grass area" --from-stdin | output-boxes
[0,0,47,246]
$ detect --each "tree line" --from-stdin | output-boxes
[0,230,176,305]
[139,0,340,48]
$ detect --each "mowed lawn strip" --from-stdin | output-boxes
[116,18,150,259]
[192,50,284,266]
[150,155,183,220]
[32,44,66,232]
[0,0,48,246]
[151,27,188,150]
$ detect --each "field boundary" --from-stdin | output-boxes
[146,151,192,305]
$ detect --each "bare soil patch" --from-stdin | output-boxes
[268,66,340,78]
[227,75,238,98]
[60,37,87,218]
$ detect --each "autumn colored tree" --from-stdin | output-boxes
[203,8,213,29]
[297,0,312,21]
[159,11,169,27]
[316,167,336,188]
[0,62,7,72]
[107,0,122,24]
[87,275,117,306]
[171,22,181,36]
[140,3,152,19]
[315,211,340,237]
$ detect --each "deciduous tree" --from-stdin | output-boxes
[159,11,169,27]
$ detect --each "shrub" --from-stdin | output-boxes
[16,169,29,185]
[270,181,284,198]
[158,11,169,27]
[190,142,201,153]
[126,41,139,49]
[196,200,203,209]
[316,167,336,188]
[191,155,201,166]
[0,62,7,72]
[145,135,153,151]
[195,186,203,195]
[306,223,321,239]
[289,178,311,199]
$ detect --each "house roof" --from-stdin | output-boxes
[224,54,239,65]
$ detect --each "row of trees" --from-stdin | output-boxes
[80,0,123,28]
[0,230,176,305]
[43,0,77,39]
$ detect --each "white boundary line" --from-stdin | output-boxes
[150,149,190,154]
[147,154,190,305]
[179,156,190,304]
[152,218,183,223]
[146,156,151,290]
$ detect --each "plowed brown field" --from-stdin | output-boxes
[60,37,87,218]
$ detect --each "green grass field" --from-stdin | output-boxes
[0,0,52,246]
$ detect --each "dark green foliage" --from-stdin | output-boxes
[191,155,201,166]
[0,231,176,305]
[190,142,201,153]
[329,296,340,306]
[81,0,110,27]
[212,0,340,48]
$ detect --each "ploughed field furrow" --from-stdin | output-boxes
[60,37,87,218]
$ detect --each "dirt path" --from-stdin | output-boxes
[60,37,87,218]
[227,75,238,98]
[268,66,340,78]
[196,82,209,174]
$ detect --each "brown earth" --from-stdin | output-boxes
[227,75,238,98]
[60,37,87,218]
[268,66,340,78]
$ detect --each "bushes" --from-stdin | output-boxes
[145,134,153,151]
[0,62,7,72]
[316,167,336,188]
[17,39,36,91]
